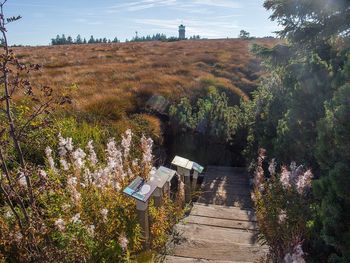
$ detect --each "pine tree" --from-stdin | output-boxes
[88,35,95,44]
[76,34,82,44]
[67,36,73,44]
[61,34,67,44]
[241,0,350,260]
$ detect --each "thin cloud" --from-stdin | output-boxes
[107,0,240,13]
[134,17,239,38]
[7,2,56,8]
[107,0,177,13]
[192,0,242,9]
[128,4,156,11]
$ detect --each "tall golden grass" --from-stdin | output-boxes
[15,39,278,119]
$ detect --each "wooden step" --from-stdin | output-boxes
[202,176,249,188]
[197,192,253,208]
[201,183,251,195]
[183,215,258,231]
[170,239,266,262]
[190,204,256,222]
[174,224,259,245]
[166,166,264,262]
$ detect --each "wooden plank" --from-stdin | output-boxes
[191,204,256,222]
[197,192,253,208]
[166,166,265,262]
[183,215,258,230]
[174,224,259,245]
[203,175,249,187]
[164,255,250,263]
[201,183,251,195]
[171,239,266,262]
[203,177,249,183]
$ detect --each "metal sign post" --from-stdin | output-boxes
[171,156,193,203]
[150,166,176,207]
[123,176,156,248]
[192,162,204,190]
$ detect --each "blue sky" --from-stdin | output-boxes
[6,0,280,46]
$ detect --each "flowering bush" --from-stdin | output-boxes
[0,129,178,262]
[252,149,313,262]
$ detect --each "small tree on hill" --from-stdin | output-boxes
[239,30,250,39]
[88,35,95,44]
[75,34,82,44]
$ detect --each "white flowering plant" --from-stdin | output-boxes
[252,149,313,263]
[0,129,165,262]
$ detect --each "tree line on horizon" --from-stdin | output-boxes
[51,33,202,45]
[51,34,120,45]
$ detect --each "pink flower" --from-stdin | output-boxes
[101,208,108,222]
[268,158,276,176]
[254,148,266,188]
[141,135,153,164]
[278,209,287,224]
[280,166,291,189]
[55,218,65,231]
[87,140,98,166]
[60,158,70,170]
[106,139,123,170]
[71,213,81,224]
[18,172,27,187]
[38,169,47,180]
[284,244,305,263]
[87,224,95,236]
[121,129,132,159]
[118,234,128,250]
[72,148,86,169]
[290,162,303,186]
[58,134,73,157]
[296,169,313,194]
[45,147,56,170]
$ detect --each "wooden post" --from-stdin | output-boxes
[192,170,199,191]
[164,181,171,199]
[153,187,162,207]
[149,166,176,206]
[176,167,190,203]
[172,156,194,204]
[192,162,204,193]
[184,169,191,203]
[136,200,149,248]
[123,176,158,250]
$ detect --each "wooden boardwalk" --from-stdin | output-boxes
[165,166,267,263]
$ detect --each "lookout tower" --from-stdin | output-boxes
[178,24,186,40]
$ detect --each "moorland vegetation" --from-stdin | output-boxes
[1,0,350,262]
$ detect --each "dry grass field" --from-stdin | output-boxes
[15,39,277,126]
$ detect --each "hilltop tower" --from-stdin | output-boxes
[178,24,186,40]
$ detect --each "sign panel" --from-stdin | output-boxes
[123,176,156,203]
[158,166,177,182]
[150,166,177,188]
[171,156,192,170]
[192,162,204,173]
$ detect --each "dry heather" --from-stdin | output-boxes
[15,39,277,118]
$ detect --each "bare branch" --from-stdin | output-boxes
[16,98,53,140]
[0,0,34,204]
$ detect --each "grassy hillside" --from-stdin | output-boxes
[16,39,277,117]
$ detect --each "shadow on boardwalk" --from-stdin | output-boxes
[164,166,267,263]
